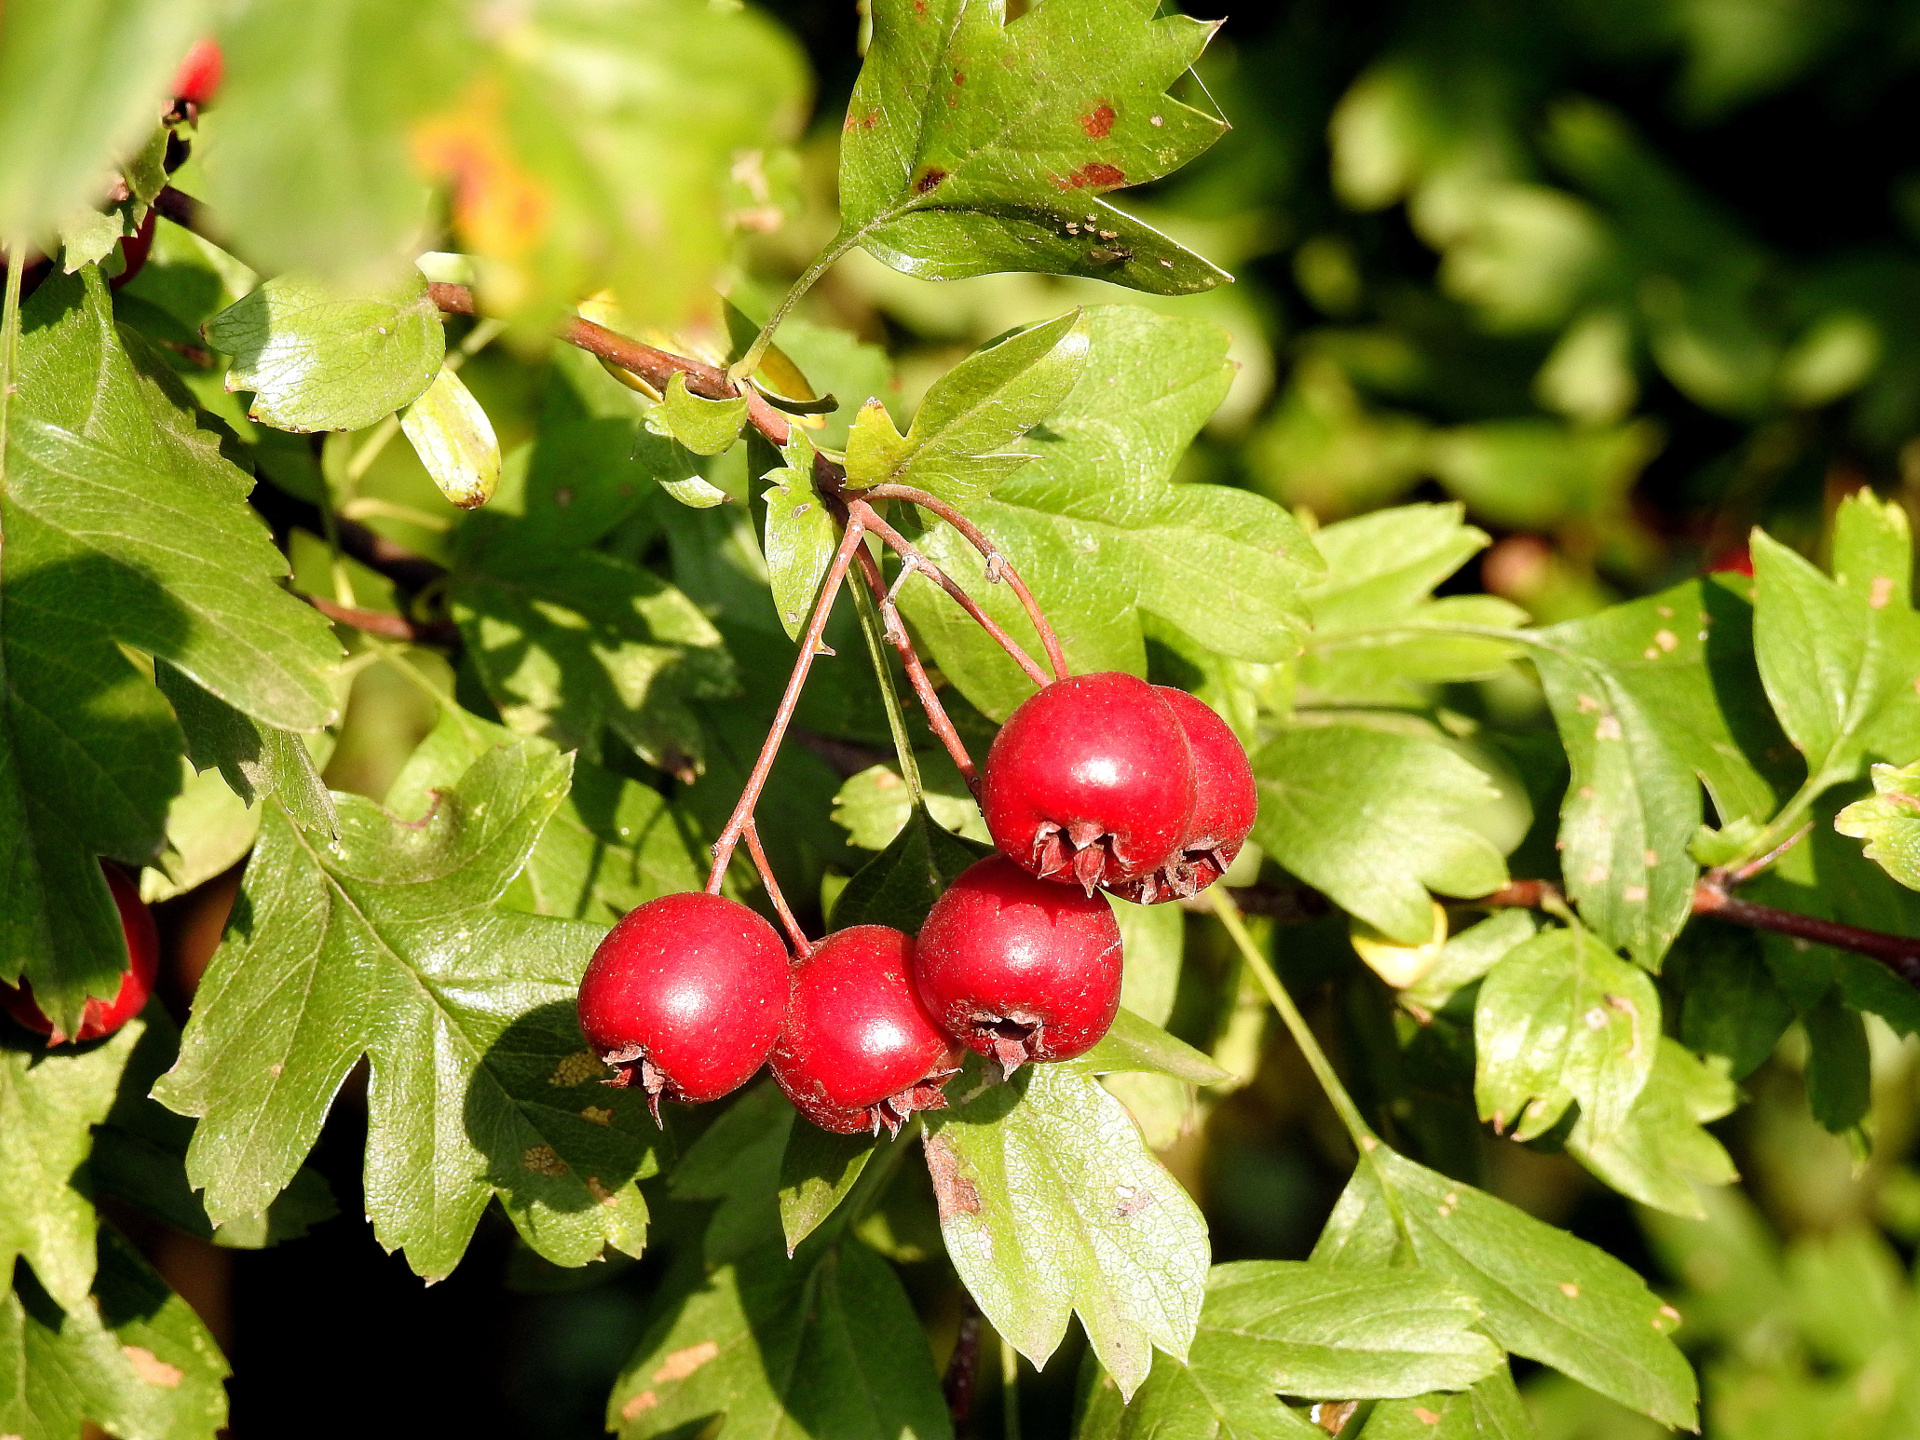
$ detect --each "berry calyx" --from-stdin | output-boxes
[980,671,1195,892]
[771,926,962,1136]
[576,891,789,1121]
[914,856,1123,1076]
[1,864,158,1045]
[171,38,224,108]
[1109,688,1256,904]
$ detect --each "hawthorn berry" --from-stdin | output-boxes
[771,926,962,1136]
[171,38,224,108]
[981,671,1195,891]
[576,891,788,1120]
[914,856,1123,1076]
[1109,687,1256,904]
[1,864,158,1045]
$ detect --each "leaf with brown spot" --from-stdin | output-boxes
[838,0,1230,294]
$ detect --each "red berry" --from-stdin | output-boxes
[1707,545,1754,578]
[171,38,223,108]
[576,892,789,1119]
[981,671,1195,891]
[771,926,962,1136]
[110,210,156,292]
[914,856,1123,1076]
[1110,688,1256,904]
[2,864,158,1045]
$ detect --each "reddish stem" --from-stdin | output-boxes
[743,819,811,955]
[856,482,1069,682]
[705,515,870,894]
[850,544,980,796]
[848,500,1052,690]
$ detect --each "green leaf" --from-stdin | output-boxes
[1528,576,1784,967]
[1299,504,1526,706]
[155,660,336,836]
[0,1227,228,1440]
[1401,910,1538,1015]
[1358,1369,1532,1440]
[3,269,338,1028]
[453,447,737,778]
[1837,760,1920,890]
[1752,492,1920,786]
[0,1022,141,1312]
[898,308,1318,719]
[1473,927,1659,1142]
[387,709,708,925]
[844,400,912,488]
[1252,726,1509,944]
[1077,1263,1503,1440]
[1801,989,1871,1134]
[204,269,447,432]
[1103,896,1196,1147]
[650,372,747,457]
[154,744,661,1280]
[1072,1008,1231,1087]
[840,0,1230,295]
[778,1124,885,1256]
[870,311,1092,506]
[762,431,841,642]
[922,1058,1210,1399]
[138,761,261,906]
[401,364,501,509]
[1668,925,1792,1081]
[0,0,205,249]
[1567,1038,1737,1218]
[1313,1148,1696,1428]
[669,1081,791,1264]
[831,759,987,850]
[608,1236,953,1440]
[830,805,990,933]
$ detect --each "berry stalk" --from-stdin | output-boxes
[850,543,980,795]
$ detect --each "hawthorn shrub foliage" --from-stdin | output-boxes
[3,2,1920,1438]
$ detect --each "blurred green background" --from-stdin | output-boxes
[139,2,1920,1435]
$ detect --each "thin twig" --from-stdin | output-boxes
[704,516,870,893]
[856,482,1069,681]
[305,595,458,647]
[850,544,980,795]
[742,820,810,955]
[943,1309,984,1431]
[848,499,1052,689]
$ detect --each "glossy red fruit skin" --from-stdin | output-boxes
[771,926,963,1136]
[981,671,1195,891]
[110,211,156,292]
[1707,545,1755,578]
[1,865,158,1044]
[1109,688,1257,905]
[914,856,1123,1075]
[171,38,223,107]
[576,892,789,1117]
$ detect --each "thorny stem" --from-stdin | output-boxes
[851,544,980,795]
[850,568,926,805]
[849,499,1053,689]
[704,514,870,897]
[743,819,810,955]
[858,482,1069,682]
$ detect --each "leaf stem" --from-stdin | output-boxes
[0,240,22,513]
[850,562,925,806]
[1206,888,1379,1152]
[729,229,863,383]
[705,514,870,897]
[1000,1328,1022,1440]
[858,482,1069,681]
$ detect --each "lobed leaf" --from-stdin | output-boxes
[1567,1037,1737,1218]
[832,759,987,851]
[203,269,446,431]
[155,660,336,837]
[1837,760,1920,891]
[1313,1148,1696,1427]
[922,1059,1210,1399]
[1252,725,1509,944]
[762,432,841,642]
[841,0,1230,294]
[155,744,662,1280]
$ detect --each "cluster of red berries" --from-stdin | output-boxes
[576,672,1256,1135]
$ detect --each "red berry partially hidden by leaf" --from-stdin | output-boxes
[915,856,1123,1076]
[110,211,156,292]
[1110,688,1256,904]
[1707,545,1754,578]
[171,38,224,107]
[981,671,1195,891]
[771,926,962,1136]
[576,892,788,1120]
[1,864,158,1045]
